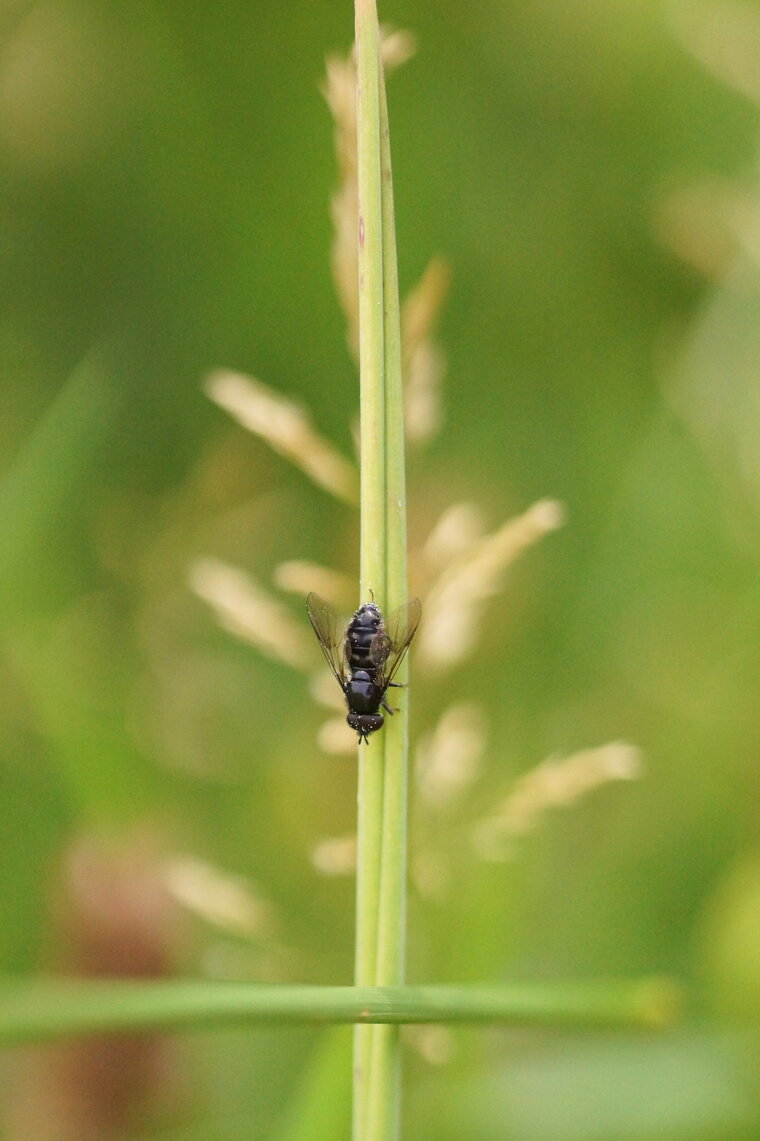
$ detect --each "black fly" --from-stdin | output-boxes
[306,593,422,744]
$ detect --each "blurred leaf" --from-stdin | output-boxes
[268,1026,352,1141]
[699,853,760,1024]
[0,346,118,618]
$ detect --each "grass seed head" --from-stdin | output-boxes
[473,741,642,859]
[189,557,312,669]
[205,370,358,504]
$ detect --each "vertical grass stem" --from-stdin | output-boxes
[353,0,387,1135]
[363,50,410,1141]
[353,1,411,1137]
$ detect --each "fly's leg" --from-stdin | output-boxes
[383,681,405,712]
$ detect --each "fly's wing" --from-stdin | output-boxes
[374,598,422,688]
[306,592,348,689]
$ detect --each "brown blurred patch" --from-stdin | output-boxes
[5,831,185,1141]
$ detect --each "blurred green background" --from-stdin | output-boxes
[2,0,760,1137]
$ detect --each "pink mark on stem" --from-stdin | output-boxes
[359,216,365,247]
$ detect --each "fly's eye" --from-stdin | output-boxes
[347,713,384,737]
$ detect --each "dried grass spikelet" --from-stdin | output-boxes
[472,741,642,860]
[205,369,358,504]
[322,48,359,357]
[402,257,450,443]
[311,833,357,875]
[189,557,312,669]
[323,27,448,444]
[312,676,356,753]
[163,855,275,941]
[274,560,354,609]
[404,1025,457,1066]
[422,502,487,571]
[724,188,760,267]
[654,179,744,280]
[415,702,486,809]
[668,0,760,107]
[309,669,347,712]
[322,28,416,360]
[417,498,564,668]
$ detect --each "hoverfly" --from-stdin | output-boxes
[306,593,422,743]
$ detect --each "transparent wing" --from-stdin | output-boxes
[306,592,347,689]
[374,598,422,687]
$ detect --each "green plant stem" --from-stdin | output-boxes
[375,13,409,994]
[354,0,388,1134]
[353,0,412,1135]
[365,46,410,1141]
[0,978,682,1044]
[355,0,386,612]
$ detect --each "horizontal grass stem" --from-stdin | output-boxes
[0,978,682,1045]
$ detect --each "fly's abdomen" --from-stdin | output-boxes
[345,672,383,715]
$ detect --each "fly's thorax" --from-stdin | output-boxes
[345,603,385,672]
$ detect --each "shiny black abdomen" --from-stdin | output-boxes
[345,670,383,714]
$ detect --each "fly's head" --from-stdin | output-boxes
[354,602,383,627]
[347,711,384,743]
